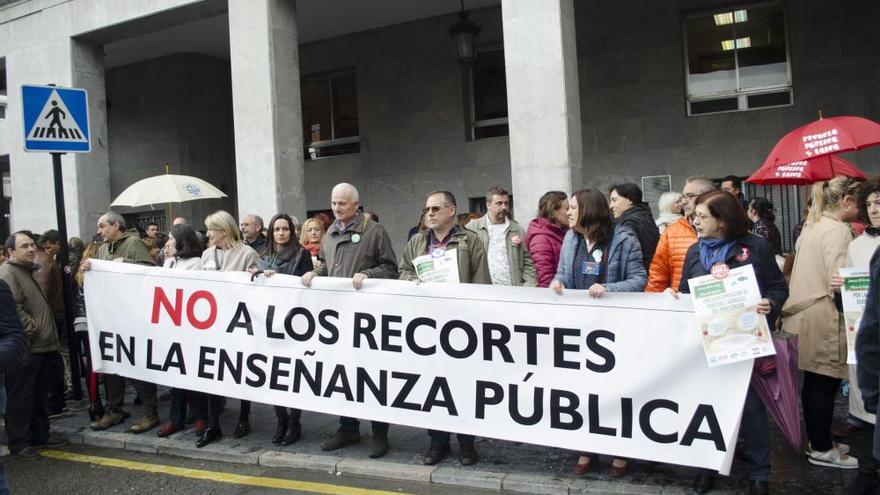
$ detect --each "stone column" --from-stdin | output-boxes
[502,0,583,219]
[228,0,305,222]
[71,38,112,237]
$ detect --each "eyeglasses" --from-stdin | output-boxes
[422,205,450,215]
[681,193,700,200]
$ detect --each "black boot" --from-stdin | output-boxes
[283,422,301,445]
[272,416,288,444]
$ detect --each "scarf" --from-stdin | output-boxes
[698,237,736,272]
[866,226,880,237]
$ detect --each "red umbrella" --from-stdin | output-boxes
[746,154,866,185]
[751,336,802,453]
[761,116,880,168]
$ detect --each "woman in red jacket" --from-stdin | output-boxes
[525,191,569,287]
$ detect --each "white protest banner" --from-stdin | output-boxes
[85,260,752,474]
[688,264,775,367]
[840,267,870,364]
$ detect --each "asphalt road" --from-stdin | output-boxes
[4,444,503,495]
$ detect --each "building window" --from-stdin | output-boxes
[0,58,6,119]
[467,47,508,140]
[301,70,359,159]
[683,2,792,116]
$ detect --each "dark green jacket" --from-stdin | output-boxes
[95,230,155,265]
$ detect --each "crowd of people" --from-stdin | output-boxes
[4,173,880,495]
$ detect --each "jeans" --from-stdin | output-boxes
[0,463,10,495]
[741,385,771,481]
[697,385,770,482]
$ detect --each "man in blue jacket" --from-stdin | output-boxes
[0,278,28,490]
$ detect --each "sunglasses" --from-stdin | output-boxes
[422,205,450,215]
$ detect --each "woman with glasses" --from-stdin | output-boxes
[195,210,259,448]
[252,213,313,446]
[549,188,646,478]
[783,176,862,469]
[674,191,788,495]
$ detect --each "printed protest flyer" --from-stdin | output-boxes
[840,267,870,364]
[412,248,460,283]
[687,264,776,367]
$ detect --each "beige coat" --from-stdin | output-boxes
[781,213,852,378]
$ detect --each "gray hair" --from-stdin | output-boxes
[244,214,264,230]
[100,211,126,230]
[685,176,717,195]
[332,183,360,203]
[658,191,682,215]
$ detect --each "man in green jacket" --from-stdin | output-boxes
[89,212,159,434]
[0,231,68,459]
[465,186,536,287]
[399,190,489,466]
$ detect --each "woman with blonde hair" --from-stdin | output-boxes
[783,176,862,469]
[299,217,325,268]
[195,210,259,448]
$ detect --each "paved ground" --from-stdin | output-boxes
[7,443,503,495]
[17,385,862,494]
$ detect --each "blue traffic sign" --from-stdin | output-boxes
[22,84,90,153]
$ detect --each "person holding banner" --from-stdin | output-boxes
[87,212,159,434]
[675,190,788,495]
[156,224,205,438]
[253,213,314,445]
[399,190,490,466]
[195,210,259,448]
[783,176,861,470]
[300,183,399,459]
[549,188,646,477]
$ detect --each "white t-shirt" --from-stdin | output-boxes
[487,219,512,286]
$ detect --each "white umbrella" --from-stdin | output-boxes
[111,174,227,207]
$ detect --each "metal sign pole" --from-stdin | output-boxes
[51,151,83,401]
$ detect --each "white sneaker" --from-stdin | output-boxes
[804,441,850,455]
[807,447,859,469]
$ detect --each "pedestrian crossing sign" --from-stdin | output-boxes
[22,84,90,153]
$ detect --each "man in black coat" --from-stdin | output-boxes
[855,248,880,492]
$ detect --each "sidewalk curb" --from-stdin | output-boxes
[49,425,734,494]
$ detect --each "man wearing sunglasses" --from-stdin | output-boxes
[300,182,398,458]
[398,190,489,466]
